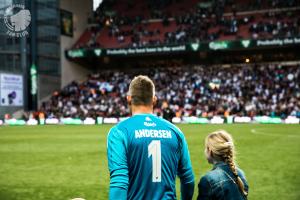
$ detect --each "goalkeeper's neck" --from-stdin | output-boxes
[131,105,153,115]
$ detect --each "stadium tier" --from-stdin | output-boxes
[37,64,300,121]
[73,0,300,49]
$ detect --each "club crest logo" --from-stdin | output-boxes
[4,4,31,37]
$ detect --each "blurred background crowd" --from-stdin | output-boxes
[75,0,300,49]
[39,64,300,119]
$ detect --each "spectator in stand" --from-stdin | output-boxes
[162,101,175,122]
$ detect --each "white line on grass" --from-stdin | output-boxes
[251,129,300,138]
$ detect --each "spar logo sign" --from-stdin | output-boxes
[4,4,31,37]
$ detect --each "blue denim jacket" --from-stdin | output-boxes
[197,162,249,200]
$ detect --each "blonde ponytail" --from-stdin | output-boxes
[205,130,248,197]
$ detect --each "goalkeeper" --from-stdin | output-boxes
[107,75,194,200]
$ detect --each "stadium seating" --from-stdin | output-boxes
[60,1,300,120]
[40,64,300,119]
[74,0,300,49]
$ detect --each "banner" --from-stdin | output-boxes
[285,116,299,124]
[0,116,298,125]
[60,118,82,125]
[182,117,209,124]
[83,117,96,125]
[45,118,59,124]
[254,116,282,124]
[66,37,300,58]
[0,73,23,106]
[103,117,118,124]
[106,45,186,56]
[234,116,251,123]
[5,119,26,125]
[210,116,224,124]
[27,119,38,125]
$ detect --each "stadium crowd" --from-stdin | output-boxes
[93,0,299,23]
[40,64,300,119]
[80,0,300,49]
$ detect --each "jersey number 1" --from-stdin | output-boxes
[148,140,161,182]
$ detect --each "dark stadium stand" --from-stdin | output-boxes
[74,0,300,49]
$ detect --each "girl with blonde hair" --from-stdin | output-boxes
[197,130,249,200]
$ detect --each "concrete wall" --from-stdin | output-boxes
[38,74,61,107]
[37,0,93,107]
[60,0,93,88]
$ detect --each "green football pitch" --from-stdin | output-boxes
[0,124,299,200]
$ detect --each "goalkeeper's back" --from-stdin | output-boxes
[106,75,194,200]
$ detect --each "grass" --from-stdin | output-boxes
[0,124,299,200]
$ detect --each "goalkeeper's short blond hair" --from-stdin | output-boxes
[128,75,155,106]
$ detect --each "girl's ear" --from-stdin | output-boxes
[206,147,214,164]
[206,147,210,154]
[208,148,212,157]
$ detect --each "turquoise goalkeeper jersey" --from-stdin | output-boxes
[107,113,194,200]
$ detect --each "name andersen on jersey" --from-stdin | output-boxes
[135,129,172,139]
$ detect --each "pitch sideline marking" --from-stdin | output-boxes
[251,129,300,138]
